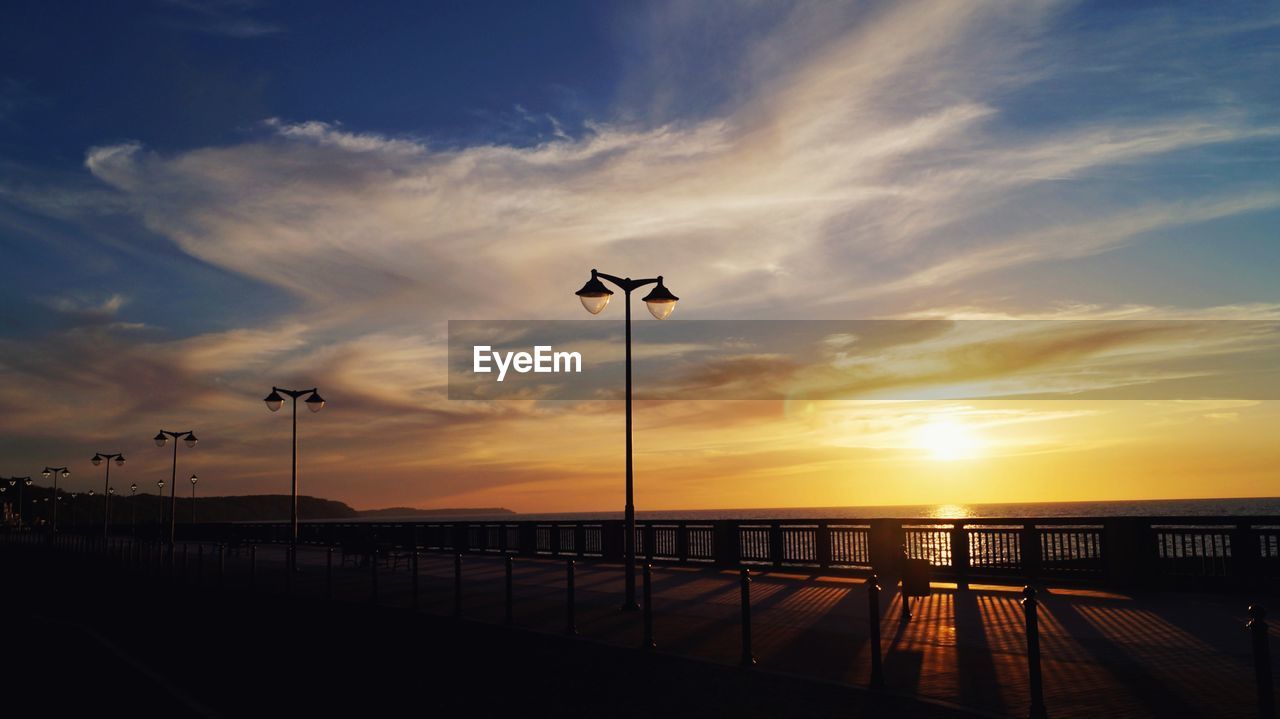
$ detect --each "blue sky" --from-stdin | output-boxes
[1,1,1278,510]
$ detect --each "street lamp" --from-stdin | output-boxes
[156,479,165,533]
[154,430,198,545]
[129,483,138,536]
[6,477,33,530]
[91,454,125,539]
[263,386,325,577]
[189,474,198,524]
[574,268,679,610]
[42,467,70,533]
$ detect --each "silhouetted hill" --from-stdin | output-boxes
[27,489,512,525]
[355,507,515,518]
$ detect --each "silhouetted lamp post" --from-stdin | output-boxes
[189,474,199,524]
[129,483,138,535]
[264,386,325,575]
[154,430,197,544]
[8,477,33,529]
[42,467,70,532]
[156,479,165,530]
[91,454,124,538]
[575,268,679,610]
[0,486,7,526]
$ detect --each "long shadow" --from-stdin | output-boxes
[952,589,1008,714]
[1046,598,1206,717]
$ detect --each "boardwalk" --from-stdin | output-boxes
[136,541,1273,719]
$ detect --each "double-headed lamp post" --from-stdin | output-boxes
[189,474,199,524]
[6,478,32,529]
[575,269,679,610]
[154,430,198,545]
[42,467,70,532]
[264,387,325,576]
[91,454,125,538]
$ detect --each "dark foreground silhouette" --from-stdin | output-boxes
[3,547,971,718]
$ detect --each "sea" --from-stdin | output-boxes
[357,497,1280,522]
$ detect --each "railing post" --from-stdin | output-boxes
[739,568,756,667]
[181,544,189,581]
[326,546,334,601]
[504,555,514,625]
[411,550,420,610]
[566,559,577,635]
[218,543,225,589]
[643,562,655,650]
[369,550,378,604]
[285,545,293,597]
[249,544,257,589]
[453,553,462,617]
[951,523,969,590]
[1234,523,1260,591]
[1249,605,1276,719]
[714,520,739,568]
[868,574,884,690]
[196,544,204,587]
[1022,586,1048,719]
[769,522,784,567]
[816,522,832,570]
[1020,523,1041,582]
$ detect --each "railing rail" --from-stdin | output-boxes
[41,514,1280,591]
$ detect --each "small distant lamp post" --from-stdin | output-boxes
[264,386,325,575]
[189,474,199,524]
[0,486,7,526]
[575,268,679,610]
[91,454,125,539]
[129,483,138,535]
[156,479,165,532]
[154,430,198,545]
[41,467,70,532]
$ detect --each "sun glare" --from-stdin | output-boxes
[915,419,981,461]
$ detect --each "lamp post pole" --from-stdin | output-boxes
[42,467,70,532]
[575,269,679,610]
[189,474,198,525]
[263,386,326,578]
[129,483,138,536]
[91,454,124,539]
[154,430,198,545]
[156,480,165,535]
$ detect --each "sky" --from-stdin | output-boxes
[1,0,1278,512]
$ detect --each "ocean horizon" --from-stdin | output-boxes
[338,496,1280,523]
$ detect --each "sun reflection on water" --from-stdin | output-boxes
[930,503,975,519]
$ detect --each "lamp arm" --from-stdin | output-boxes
[594,272,661,293]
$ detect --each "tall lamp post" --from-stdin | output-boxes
[189,474,198,524]
[91,454,124,538]
[154,430,198,545]
[575,268,679,610]
[42,467,70,532]
[263,386,325,577]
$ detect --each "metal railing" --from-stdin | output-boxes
[159,515,1280,591]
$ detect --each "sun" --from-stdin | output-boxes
[914,419,981,461]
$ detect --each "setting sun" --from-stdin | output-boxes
[915,419,981,461]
